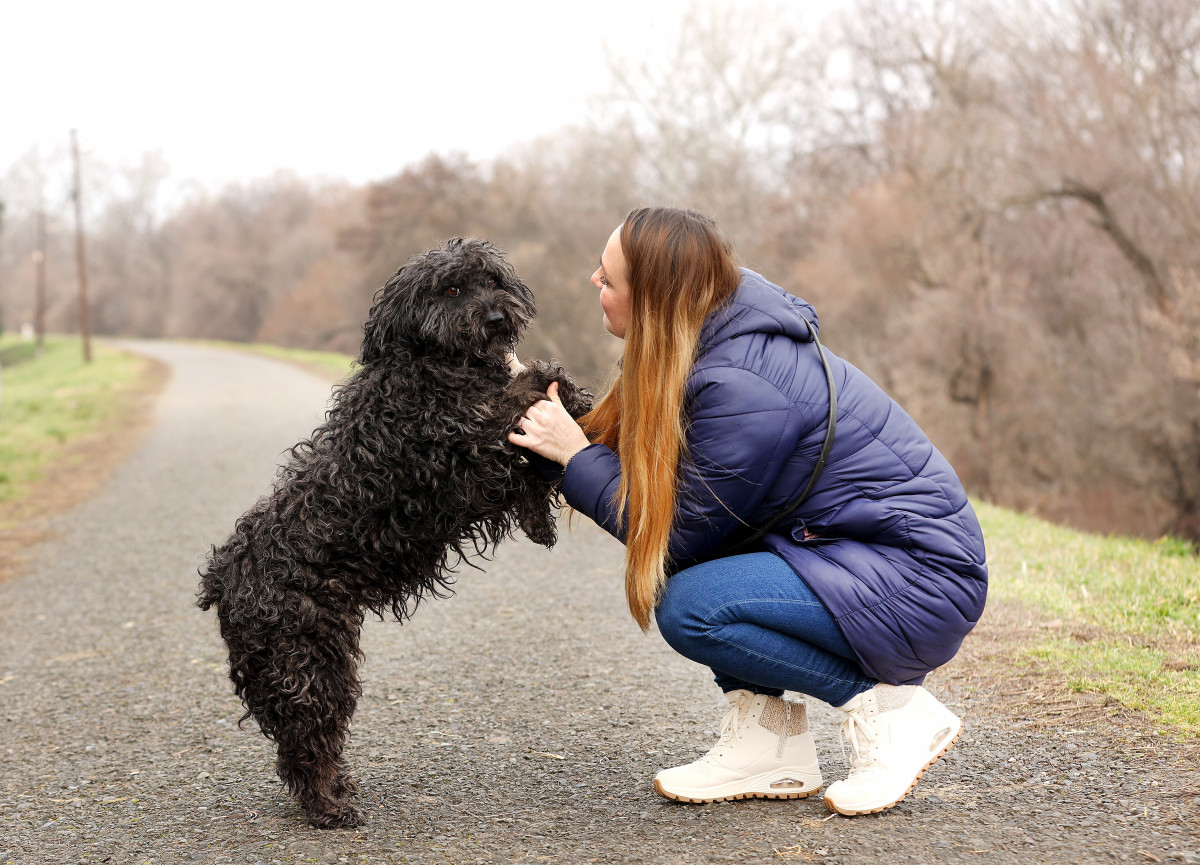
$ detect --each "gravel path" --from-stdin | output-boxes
[1,340,1197,865]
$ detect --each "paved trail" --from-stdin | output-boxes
[1,341,1197,865]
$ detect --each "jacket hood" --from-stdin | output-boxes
[698,268,819,354]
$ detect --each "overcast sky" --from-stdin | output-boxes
[0,0,716,192]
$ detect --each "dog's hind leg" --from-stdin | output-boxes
[278,719,363,829]
[260,613,366,829]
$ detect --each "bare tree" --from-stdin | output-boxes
[34,210,46,355]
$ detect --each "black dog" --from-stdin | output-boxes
[198,238,591,828]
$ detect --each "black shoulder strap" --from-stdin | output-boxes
[724,318,837,554]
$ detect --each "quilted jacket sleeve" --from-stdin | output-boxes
[561,365,819,567]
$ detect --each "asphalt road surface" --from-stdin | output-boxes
[1,340,1197,865]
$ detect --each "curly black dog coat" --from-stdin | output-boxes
[198,238,591,829]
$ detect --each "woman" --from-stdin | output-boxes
[509,206,987,816]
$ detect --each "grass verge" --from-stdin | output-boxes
[0,336,152,508]
[0,336,167,581]
[977,501,1200,735]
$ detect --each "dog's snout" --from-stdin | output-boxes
[486,310,506,327]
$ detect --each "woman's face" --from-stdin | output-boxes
[591,225,633,339]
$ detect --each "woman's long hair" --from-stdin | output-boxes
[580,207,740,630]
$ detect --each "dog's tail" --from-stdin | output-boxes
[197,536,244,612]
[197,496,272,611]
[196,544,225,611]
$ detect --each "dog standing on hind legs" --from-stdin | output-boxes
[198,237,591,828]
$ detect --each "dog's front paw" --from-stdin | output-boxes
[521,508,558,548]
[555,376,593,420]
[504,360,593,424]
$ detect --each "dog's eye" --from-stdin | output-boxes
[446,286,460,297]
[486,276,496,288]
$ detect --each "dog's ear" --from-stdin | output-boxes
[360,279,394,365]
[360,263,418,364]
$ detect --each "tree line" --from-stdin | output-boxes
[1,0,1197,543]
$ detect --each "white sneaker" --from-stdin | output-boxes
[823,684,962,815]
[653,690,823,803]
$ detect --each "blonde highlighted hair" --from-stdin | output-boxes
[580,207,740,630]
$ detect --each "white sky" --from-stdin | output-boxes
[0,0,707,192]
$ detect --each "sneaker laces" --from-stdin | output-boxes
[714,700,746,748]
[713,695,794,761]
[704,693,753,760]
[839,709,878,770]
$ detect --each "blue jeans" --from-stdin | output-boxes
[655,552,876,707]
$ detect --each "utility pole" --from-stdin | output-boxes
[0,200,5,410]
[0,199,6,340]
[70,129,92,363]
[34,210,47,357]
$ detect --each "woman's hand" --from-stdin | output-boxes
[508,381,591,466]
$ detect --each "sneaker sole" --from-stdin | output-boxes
[653,775,823,804]
[822,725,961,816]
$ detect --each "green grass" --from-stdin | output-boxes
[0,340,40,368]
[977,501,1200,734]
[0,335,148,507]
[193,339,356,382]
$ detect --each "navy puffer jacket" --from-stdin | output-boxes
[562,269,988,685]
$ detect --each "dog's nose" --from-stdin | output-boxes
[486,311,506,327]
